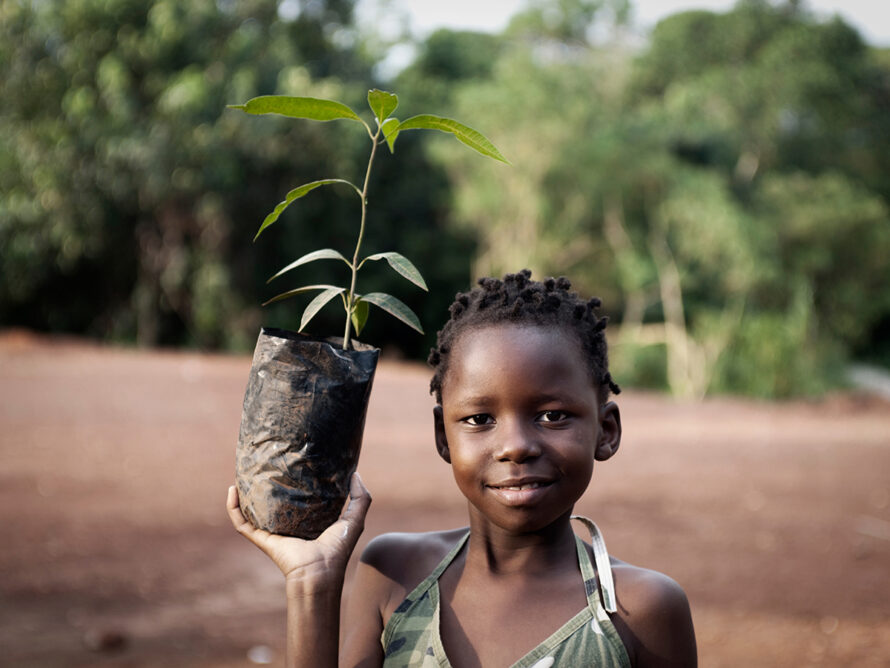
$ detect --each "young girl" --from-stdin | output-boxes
[227,270,697,667]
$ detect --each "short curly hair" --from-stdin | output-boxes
[428,269,620,403]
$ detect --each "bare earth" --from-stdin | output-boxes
[1,331,888,667]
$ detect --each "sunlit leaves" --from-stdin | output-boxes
[367,89,398,125]
[254,179,361,241]
[381,118,400,152]
[398,115,509,163]
[361,292,424,334]
[299,287,346,332]
[229,95,365,126]
[361,252,428,290]
[267,249,351,283]
[232,88,507,346]
[350,298,369,336]
[262,284,344,307]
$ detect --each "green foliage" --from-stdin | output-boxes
[416,29,502,81]
[396,29,503,113]
[3,0,889,396]
[360,253,428,291]
[710,291,847,399]
[229,90,506,348]
[360,292,423,334]
[415,0,890,397]
[0,0,372,348]
[254,179,363,240]
[229,95,364,122]
[506,0,630,42]
[609,341,668,390]
[0,0,483,354]
[395,115,509,163]
[268,249,350,282]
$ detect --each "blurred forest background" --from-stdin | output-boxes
[2,0,889,399]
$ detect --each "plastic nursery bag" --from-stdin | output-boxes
[235,327,378,539]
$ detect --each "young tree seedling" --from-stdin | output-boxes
[229,89,508,350]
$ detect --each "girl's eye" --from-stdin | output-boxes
[538,410,569,423]
[462,414,494,426]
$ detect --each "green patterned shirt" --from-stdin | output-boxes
[381,518,631,668]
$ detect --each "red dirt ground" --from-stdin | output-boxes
[1,331,888,667]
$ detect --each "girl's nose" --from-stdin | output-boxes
[495,420,542,462]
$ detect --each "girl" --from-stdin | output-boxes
[227,270,697,667]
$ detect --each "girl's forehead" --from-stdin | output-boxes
[439,322,600,405]
[451,322,583,358]
[443,323,591,390]
[437,325,602,410]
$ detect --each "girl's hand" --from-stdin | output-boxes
[226,472,372,595]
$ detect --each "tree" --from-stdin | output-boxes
[418,0,890,397]
[0,0,371,348]
[622,2,890,396]
[408,1,631,283]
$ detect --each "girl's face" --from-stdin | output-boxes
[434,323,621,535]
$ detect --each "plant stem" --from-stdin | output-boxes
[343,125,382,350]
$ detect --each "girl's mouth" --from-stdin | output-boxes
[487,479,553,505]
[493,481,546,491]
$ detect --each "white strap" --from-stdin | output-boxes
[571,515,617,613]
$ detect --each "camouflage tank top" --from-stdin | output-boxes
[380,516,631,667]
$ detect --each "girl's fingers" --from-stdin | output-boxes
[226,485,247,529]
[343,472,371,527]
[320,472,372,551]
[349,471,369,500]
[228,474,370,564]
[227,485,265,541]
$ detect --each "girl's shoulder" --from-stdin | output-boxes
[360,527,468,589]
[610,557,689,609]
[341,529,469,664]
[607,557,698,666]
[354,528,468,622]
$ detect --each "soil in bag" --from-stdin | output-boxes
[235,327,378,539]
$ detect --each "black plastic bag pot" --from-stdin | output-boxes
[235,327,379,539]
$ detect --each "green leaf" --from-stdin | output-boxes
[397,114,509,163]
[351,298,370,337]
[362,252,428,290]
[381,118,400,153]
[300,287,346,332]
[262,284,343,307]
[267,249,351,283]
[228,95,364,124]
[361,292,424,334]
[367,90,398,125]
[254,179,361,241]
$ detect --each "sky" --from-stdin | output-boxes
[358,0,890,48]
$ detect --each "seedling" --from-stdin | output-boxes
[229,89,508,349]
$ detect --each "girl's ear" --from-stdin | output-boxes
[594,401,622,461]
[433,405,451,463]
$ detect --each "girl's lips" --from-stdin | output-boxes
[492,481,545,491]
[487,480,553,505]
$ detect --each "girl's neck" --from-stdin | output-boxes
[463,511,578,577]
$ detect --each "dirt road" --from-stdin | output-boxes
[1,332,888,667]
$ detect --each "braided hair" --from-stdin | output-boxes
[428,269,620,403]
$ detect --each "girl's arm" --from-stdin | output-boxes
[611,564,697,668]
[226,473,372,668]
